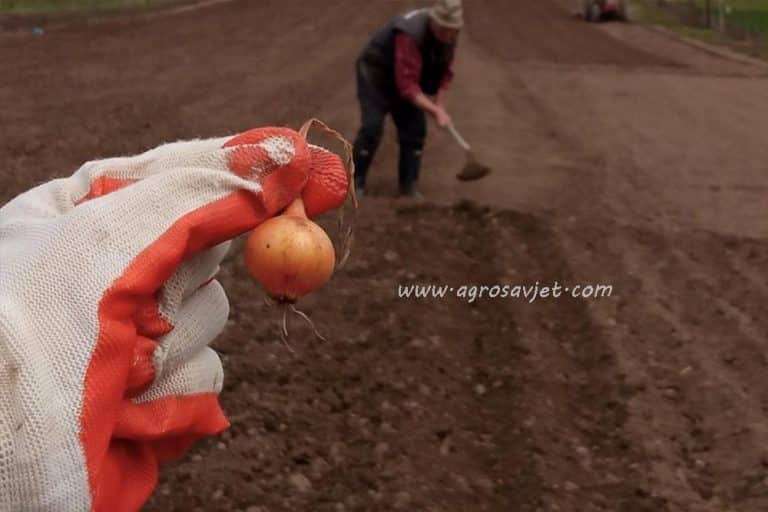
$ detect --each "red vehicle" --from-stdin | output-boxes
[583,0,628,21]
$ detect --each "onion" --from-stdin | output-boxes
[244,198,335,303]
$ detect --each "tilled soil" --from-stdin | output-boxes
[2,0,768,510]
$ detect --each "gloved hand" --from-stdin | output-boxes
[0,127,348,511]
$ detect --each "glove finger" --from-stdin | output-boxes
[159,241,230,324]
[130,244,229,397]
[70,137,235,204]
[177,241,231,299]
[116,346,226,440]
[105,348,227,509]
[302,145,349,217]
[156,280,229,384]
[127,279,229,397]
[139,346,225,407]
[134,242,230,339]
[0,137,232,223]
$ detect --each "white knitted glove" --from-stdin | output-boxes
[0,127,348,511]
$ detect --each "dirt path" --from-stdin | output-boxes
[1,0,767,510]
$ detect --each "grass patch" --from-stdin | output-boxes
[677,24,721,41]
[727,9,768,33]
[0,0,162,13]
[633,0,768,60]
[691,0,768,33]
[631,0,680,24]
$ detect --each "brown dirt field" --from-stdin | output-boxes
[2,0,768,510]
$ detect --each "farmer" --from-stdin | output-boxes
[0,127,348,510]
[352,0,465,198]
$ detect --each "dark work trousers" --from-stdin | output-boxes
[352,61,427,194]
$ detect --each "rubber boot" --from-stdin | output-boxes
[353,144,374,196]
[398,144,423,198]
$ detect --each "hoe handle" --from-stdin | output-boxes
[447,124,472,153]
